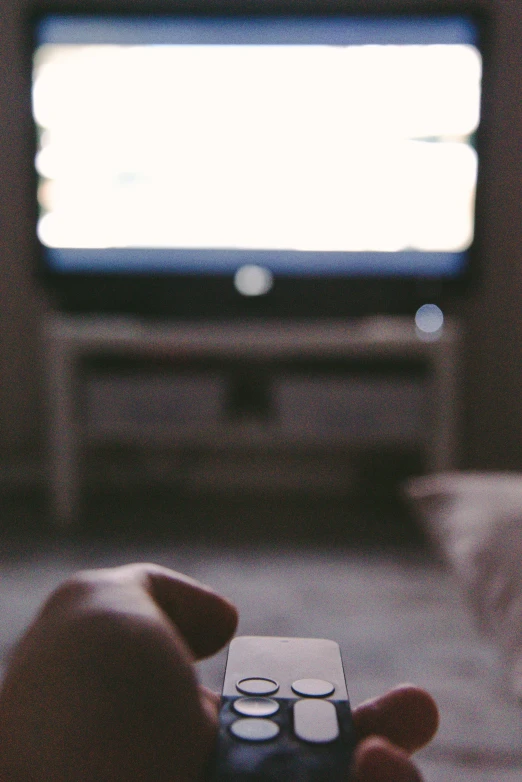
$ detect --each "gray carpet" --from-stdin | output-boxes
[0,541,520,781]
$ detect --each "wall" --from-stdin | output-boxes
[459,0,522,468]
[0,0,521,472]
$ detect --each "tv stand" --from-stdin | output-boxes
[44,315,460,525]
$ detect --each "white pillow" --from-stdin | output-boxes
[405,472,522,702]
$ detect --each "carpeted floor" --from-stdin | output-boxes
[0,533,520,781]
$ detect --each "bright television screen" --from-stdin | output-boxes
[30,8,484,314]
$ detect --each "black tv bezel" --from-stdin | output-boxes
[28,0,491,319]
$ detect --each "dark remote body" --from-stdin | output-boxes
[207,636,356,781]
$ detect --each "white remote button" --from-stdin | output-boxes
[294,699,339,743]
[230,718,280,741]
[236,677,279,695]
[291,678,335,697]
[233,697,280,717]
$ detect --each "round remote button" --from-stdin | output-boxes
[233,697,280,717]
[230,718,280,742]
[236,677,279,696]
[291,678,335,698]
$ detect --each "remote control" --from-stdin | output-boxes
[207,635,356,781]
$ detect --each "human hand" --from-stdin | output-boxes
[0,563,238,782]
[0,564,438,782]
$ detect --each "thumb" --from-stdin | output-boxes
[143,564,238,659]
[353,684,439,753]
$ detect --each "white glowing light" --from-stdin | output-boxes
[234,265,273,296]
[415,304,444,334]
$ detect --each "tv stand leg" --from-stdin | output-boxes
[45,328,80,526]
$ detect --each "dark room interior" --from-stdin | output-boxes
[0,1,521,780]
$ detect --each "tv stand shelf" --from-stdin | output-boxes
[44,315,459,525]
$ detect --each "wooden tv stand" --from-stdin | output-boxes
[43,315,459,525]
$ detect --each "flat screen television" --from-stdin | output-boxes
[28,1,488,318]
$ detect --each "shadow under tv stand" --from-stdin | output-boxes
[43,314,460,526]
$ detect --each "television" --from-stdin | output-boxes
[28,1,488,318]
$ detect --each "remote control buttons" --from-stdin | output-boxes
[291,678,335,697]
[293,699,339,743]
[236,677,279,695]
[230,718,280,742]
[233,697,280,717]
